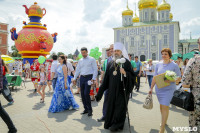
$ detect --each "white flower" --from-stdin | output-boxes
[116,59,121,64]
[120,58,126,64]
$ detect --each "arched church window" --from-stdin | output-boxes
[141,36,145,46]
[151,12,154,20]
[152,36,156,46]
[162,12,164,18]
[164,35,168,45]
[121,38,125,45]
[152,53,156,60]
[145,12,148,21]
[131,37,134,46]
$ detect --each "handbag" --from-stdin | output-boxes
[143,94,153,109]
[170,89,194,111]
[2,77,13,102]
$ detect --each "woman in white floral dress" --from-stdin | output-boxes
[182,38,200,133]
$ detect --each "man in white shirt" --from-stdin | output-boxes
[50,55,58,90]
[72,47,98,117]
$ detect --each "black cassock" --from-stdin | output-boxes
[96,58,135,130]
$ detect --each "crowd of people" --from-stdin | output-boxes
[0,38,200,133]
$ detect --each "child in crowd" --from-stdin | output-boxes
[37,66,47,103]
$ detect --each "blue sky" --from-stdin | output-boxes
[0,0,199,55]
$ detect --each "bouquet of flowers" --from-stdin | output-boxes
[164,70,177,81]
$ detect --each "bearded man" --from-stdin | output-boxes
[95,42,135,132]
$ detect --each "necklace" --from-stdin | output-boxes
[163,60,171,67]
[113,62,119,76]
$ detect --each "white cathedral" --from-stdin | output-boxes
[113,0,179,61]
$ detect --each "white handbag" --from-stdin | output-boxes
[143,94,153,109]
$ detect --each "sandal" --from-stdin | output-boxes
[74,92,80,94]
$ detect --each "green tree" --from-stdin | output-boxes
[49,52,56,59]
[57,52,64,57]
[11,45,21,57]
[67,53,73,59]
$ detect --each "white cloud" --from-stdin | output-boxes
[0,0,200,55]
[180,17,200,39]
[83,0,111,22]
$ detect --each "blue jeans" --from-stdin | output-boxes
[147,75,153,88]
[52,78,57,91]
[80,75,93,112]
[0,101,16,131]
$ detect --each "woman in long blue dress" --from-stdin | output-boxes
[49,56,79,113]
[149,48,181,133]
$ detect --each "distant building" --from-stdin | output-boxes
[178,39,199,54]
[73,48,80,60]
[0,22,8,55]
[113,0,179,61]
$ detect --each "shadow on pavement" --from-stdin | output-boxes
[73,115,102,131]
[47,110,77,122]
[92,101,99,107]
[32,102,46,110]
[165,125,174,133]
[129,98,143,105]
[45,92,54,97]
[27,92,39,98]
[149,129,159,133]
[169,105,188,117]
[2,104,13,108]
[10,87,23,93]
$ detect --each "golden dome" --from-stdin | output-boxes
[157,0,171,11]
[169,13,173,20]
[132,14,140,22]
[138,0,158,10]
[122,6,133,16]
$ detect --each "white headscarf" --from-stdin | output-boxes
[114,42,129,61]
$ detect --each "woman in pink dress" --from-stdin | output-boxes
[47,61,52,92]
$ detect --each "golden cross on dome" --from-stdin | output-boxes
[126,0,130,10]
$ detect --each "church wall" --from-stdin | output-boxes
[114,22,179,61]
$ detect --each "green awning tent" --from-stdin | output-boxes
[183,51,200,61]
[12,57,23,60]
[171,53,182,61]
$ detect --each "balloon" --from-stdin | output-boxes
[38,56,46,64]
[90,49,95,53]
[95,47,99,51]
[78,54,82,58]
[97,52,102,57]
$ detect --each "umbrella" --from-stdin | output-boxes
[1,55,15,64]
[171,53,182,61]
[182,51,200,61]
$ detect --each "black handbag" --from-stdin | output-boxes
[170,89,194,111]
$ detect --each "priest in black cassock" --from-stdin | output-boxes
[95,42,135,132]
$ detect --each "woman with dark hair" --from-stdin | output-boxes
[49,56,79,113]
[182,38,200,132]
[1,60,15,105]
[47,60,52,92]
[0,56,17,133]
[181,58,189,76]
[149,48,181,133]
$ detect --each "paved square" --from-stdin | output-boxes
[0,78,189,133]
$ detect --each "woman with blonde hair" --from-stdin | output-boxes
[145,59,155,88]
[149,48,181,133]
